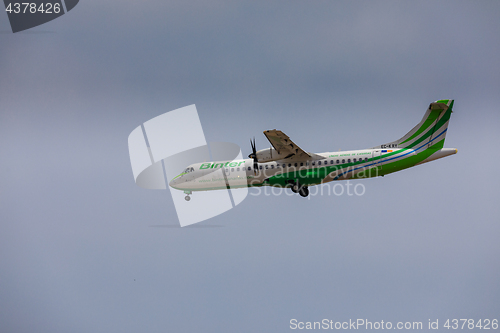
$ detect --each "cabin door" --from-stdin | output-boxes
[372,150,382,176]
[224,165,231,177]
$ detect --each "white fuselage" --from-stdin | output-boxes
[169,148,425,192]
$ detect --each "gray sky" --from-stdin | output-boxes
[1,1,499,332]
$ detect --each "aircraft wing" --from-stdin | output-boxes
[263,129,313,159]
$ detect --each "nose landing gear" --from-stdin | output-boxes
[184,190,192,201]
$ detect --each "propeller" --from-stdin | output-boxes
[249,137,258,173]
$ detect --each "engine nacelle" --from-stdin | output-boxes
[254,148,290,162]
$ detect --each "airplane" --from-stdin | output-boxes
[169,99,457,201]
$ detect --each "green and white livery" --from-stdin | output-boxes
[169,100,457,200]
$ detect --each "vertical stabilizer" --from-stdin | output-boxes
[372,99,454,151]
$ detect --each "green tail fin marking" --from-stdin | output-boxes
[371,99,454,151]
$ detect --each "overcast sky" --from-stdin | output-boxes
[1,1,499,332]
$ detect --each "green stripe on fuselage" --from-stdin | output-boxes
[172,172,187,181]
[378,139,445,176]
[264,138,446,187]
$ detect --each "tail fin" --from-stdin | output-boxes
[372,99,454,151]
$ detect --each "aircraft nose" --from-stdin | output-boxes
[169,177,179,188]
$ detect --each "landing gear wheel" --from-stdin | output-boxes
[299,186,309,197]
[185,195,191,201]
[291,184,299,193]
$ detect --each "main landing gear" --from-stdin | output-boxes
[288,180,309,198]
[184,190,192,201]
[298,186,309,197]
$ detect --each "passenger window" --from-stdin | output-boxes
[271,165,274,169]
[336,160,339,164]
[348,159,351,163]
[225,168,228,172]
[265,165,268,169]
[283,164,286,168]
[247,167,251,171]
[294,163,298,167]
[330,160,333,164]
[259,165,262,170]
[231,168,234,172]
[318,161,322,165]
[353,158,357,162]
[300,162,304,166]
[288,164,291,167]
[365,158,368,161]
[237,167,240,171]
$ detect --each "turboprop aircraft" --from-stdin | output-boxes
[169,99,457,201]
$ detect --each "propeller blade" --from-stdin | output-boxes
[250,137,258,174]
